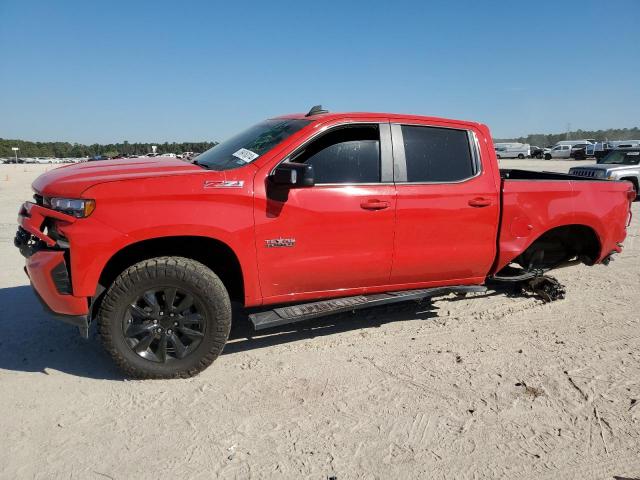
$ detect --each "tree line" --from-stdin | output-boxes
[3,125,639,158]
[0,139,217,158]
[495,127,640,147]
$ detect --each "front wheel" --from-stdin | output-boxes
[98,257,231,379]
[544,153,552,160]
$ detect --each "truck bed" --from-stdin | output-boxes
[495,170,632,273]
[500,168,609,181]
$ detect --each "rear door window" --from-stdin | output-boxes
[400,125,475,182]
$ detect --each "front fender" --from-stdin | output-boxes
[67,174,260,303]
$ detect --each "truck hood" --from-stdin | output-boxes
[570,164,639,174]
[32,157,203,197]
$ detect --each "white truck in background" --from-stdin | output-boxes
[545,140,595,160]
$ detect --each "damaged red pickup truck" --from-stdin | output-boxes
[15,107,634,378]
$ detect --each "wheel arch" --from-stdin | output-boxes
[508,224,601,270]
[96,236,246,309]
[619,176,639,191]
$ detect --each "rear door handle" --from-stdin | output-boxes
[468,197,492,207]
[360,200,390,211]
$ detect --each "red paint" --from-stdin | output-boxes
[17,111,633,316]
[25,250,89,316]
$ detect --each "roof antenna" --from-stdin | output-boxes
[305,105,329,117]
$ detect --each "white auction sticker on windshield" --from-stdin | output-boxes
[232,148,260,163]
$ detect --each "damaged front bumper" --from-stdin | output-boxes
[15,202,90,338]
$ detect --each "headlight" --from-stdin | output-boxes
[49,197,96,218]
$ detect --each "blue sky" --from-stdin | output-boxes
[0,0,638,143]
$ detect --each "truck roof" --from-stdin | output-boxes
[273,111,485,129]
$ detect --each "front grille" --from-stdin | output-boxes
[14,226,46,258]
[570,169,603,178]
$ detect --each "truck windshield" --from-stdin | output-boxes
[195,118,311,171]
[600,150,640,165]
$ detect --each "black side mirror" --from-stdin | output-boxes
[271,162,315,187]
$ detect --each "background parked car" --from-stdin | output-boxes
[544,144,571,159]
[587,142,612,159]
[570,148,640,200]
[581,141,639,160]
[611,140,640,149]
[530,146,544,159]
[570,143,591,160]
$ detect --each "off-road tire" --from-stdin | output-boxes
[544,153,552,160]
[98,256,231,379]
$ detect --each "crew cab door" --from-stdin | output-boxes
[254,121,396,303]
[389,123,500,284]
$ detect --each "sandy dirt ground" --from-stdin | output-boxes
[0,160,638,480]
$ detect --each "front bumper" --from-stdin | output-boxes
[15,202,90,337]
[29,274,90,338]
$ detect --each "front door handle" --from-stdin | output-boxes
[468,197,492,207]
[360,200,390,211]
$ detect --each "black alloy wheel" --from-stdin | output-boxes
[123,287,205,363]
[98,257,232,379]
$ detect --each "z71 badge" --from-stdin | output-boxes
[203,180,244,189]
[265,238,296,248]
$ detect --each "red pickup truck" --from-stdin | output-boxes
[15,107,634,378]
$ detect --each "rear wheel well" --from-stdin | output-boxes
[98,236,244,303]
[512,225,600,269]
[620,177,638,192]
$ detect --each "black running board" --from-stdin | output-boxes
[249,285,486,330]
